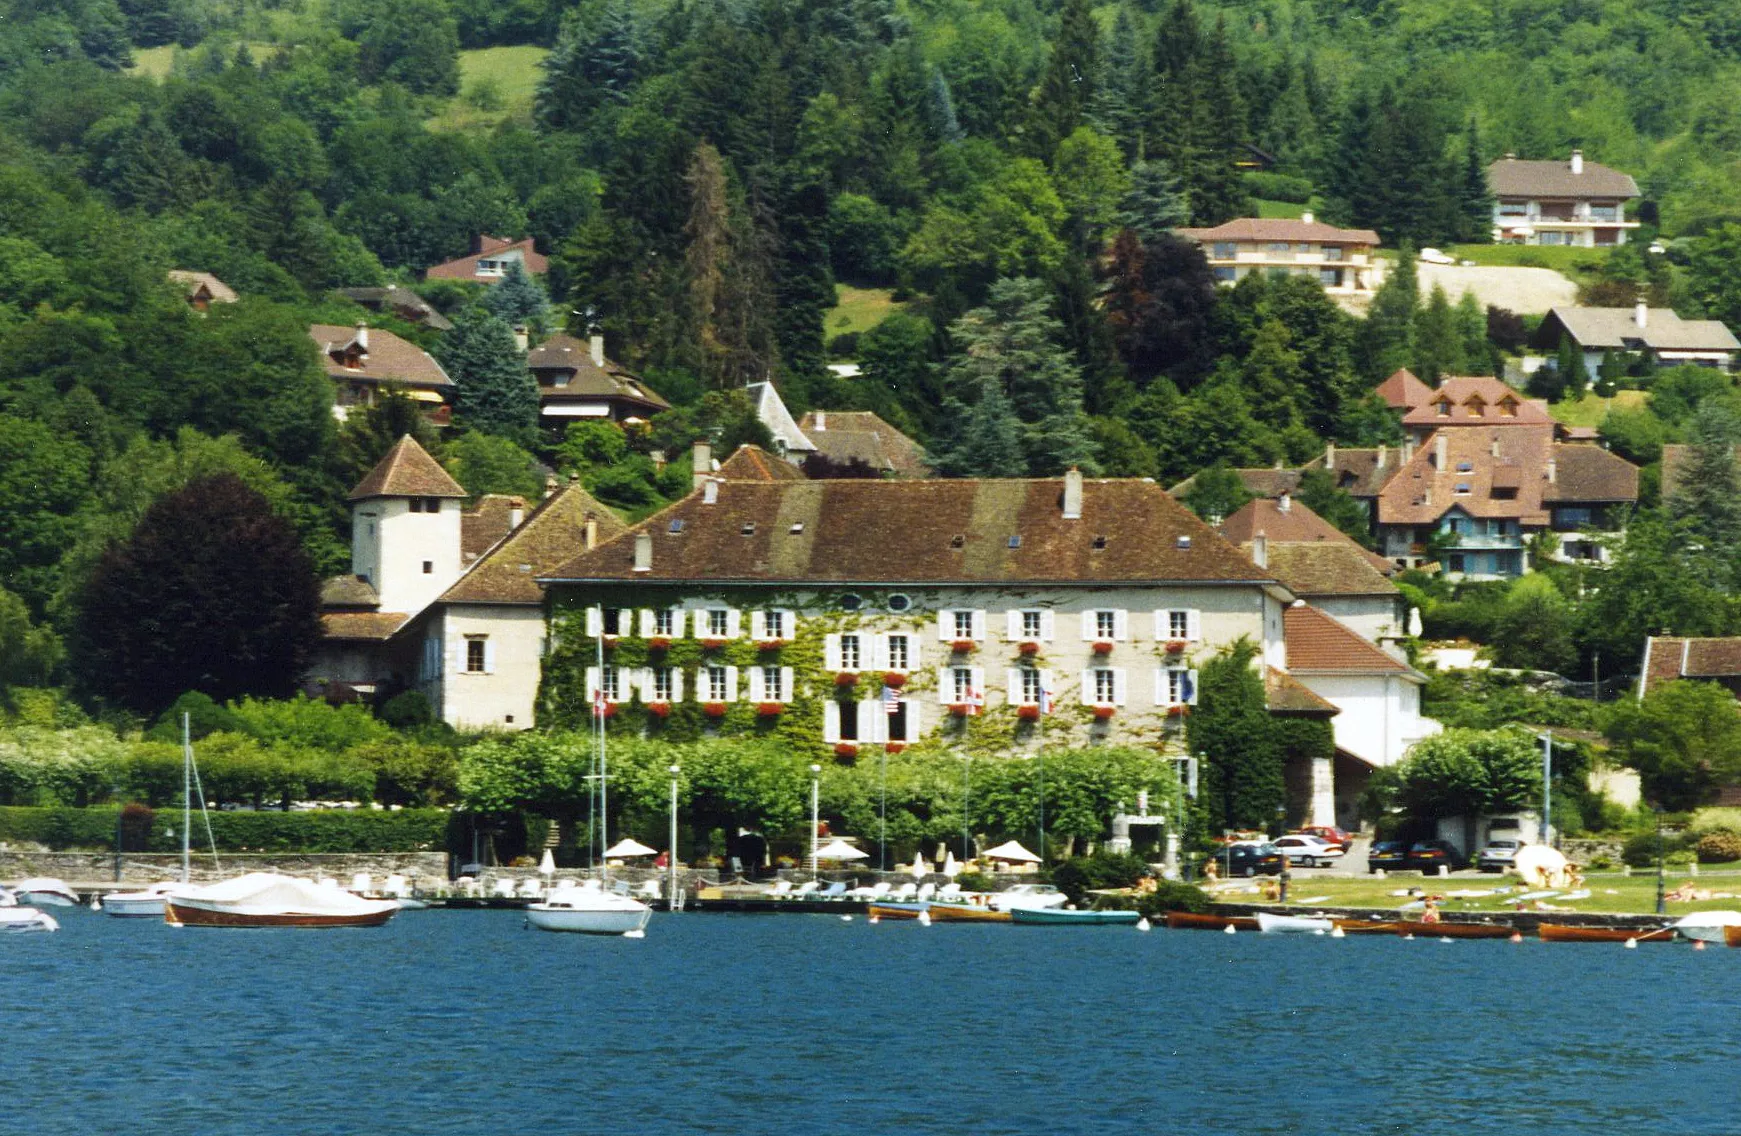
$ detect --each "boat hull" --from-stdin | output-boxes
[16,891,77,908]
[926,903,1012,923]
[1389,920,1514,939]
[525,906,651,935]
[1538,923,1673,943]
[1332,919,1404,935]
[1165,911,1258,932]
[1011,908,1142,926]
[103,895,169,918]
[867,902,929,921]
[0,909,58,933]
[1257,912,1333,934]
[166,899,397,928]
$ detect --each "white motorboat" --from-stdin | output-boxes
[988,884,1069,913]
[11,878,79,907]
[167,873,400,928]
[103,882,194,918]
[1257,912,1334,934]
[1674,910,1741,944]
[526,886,651,935]
[0,908,60,933]
[0,887,16,907]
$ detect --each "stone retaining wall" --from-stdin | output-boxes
[0,851,449,887]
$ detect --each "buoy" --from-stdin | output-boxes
[90,896,101,911]
[869,915,879,924]
[1313,928,1326,936]
[917,910,931,926]
[1694,939,1707,951]
[1439,936,1453,944]
[1329,926,1345,939]
[1135,917,1151,932]
[840,915,852,922]
[1624,938,1638,949]
[1223,923,1237,934]
[624,928,645,939]
[1509,931,1523,943]
[1402,933,1415,940]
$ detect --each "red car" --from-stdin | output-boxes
[1291,825,1353,851]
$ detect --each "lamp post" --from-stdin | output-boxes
[809,763,822,882]
[1655,807,1667,916]
[668,764,680,913]
[1538,731,1553,845]
[961,753,973,863]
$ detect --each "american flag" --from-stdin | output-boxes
[881,684,903,715]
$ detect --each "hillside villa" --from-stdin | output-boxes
[1488,151,1639,247]
[1174,214,1385,303]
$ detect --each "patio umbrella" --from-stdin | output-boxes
[604,838,658,858]
[942,849,960,878]
[982,840,1042,864]
[909,852,928,879]
[814,839,869,861]
[538,848,555,876]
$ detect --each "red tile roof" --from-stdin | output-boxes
[1640,636,1741,697]
[1284,605,1411,673]
[462,495,524,563]
[348,435,468,501]
[424,235,548,281]
[1375,427,1638,527]
[797,411,933,478]
[1487,156,1639,200]
[1176,217,1380,245]
[310,324,452,391]
[1401,376,1552,428]
[1374,368,1433,411]
[1266,667,1340,716]
[1219,497,1396,578]
[441,482,627,605]
[717,444,806,481]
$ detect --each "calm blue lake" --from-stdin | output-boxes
[7,908,1735,1135]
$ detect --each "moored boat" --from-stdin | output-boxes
[1537,923,1674,943]
[926,902,1011,923]
[1011,907,1142,926]
[867,901,929,921]
[1331,918,1405,935]
[1165,911,1259,931]
[104,882,194,919]
[0,908,59,933]
[988,884,1068,913]
[166,873,399,928]
[1677,910,1741,945]
[525,886,651,936]
[11,879,79,907]
[1257,912,1333,934]
[1387,920,1514,939]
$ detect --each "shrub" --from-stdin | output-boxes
[955,870,995,892]
[1243,171,1313,203]
[1050,851,1150,906]
[378,691,434,728]
[0,806,449,853]
[1136,881,1211,917]
[1621,829,1689,867]
[1695,829,1741,863]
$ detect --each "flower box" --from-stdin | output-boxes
[1092,641,1115,655]
[593,701,618,719]
[701,638,727,650]
[757,639,786,652]
[702,702,728,719]
[756,701,785,717]
[601,635,619,649]
[949,703,973,717]
[1164,640,1187,655]
[883,672,907,688]
[647,637,672,652]
[646,701,671,718]
[834,672,859,687]
[1092,704,1117,720]
[885,742,907,754]
[833,743,859,759]
[1016,704,1041,721]
[1166,704,1188,718]
[950,639,977,653]
[1018,641,1041,656]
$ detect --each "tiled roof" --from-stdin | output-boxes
[1219,497,1396,578]
[322,611,409,641]
[1263,543,1399,597]
[1306,447,1404,499]
[425,235,548,281]
[336,285,454,331]
[348,435,469,501]
[440,482,628,605]
[462,495,525,563]
[1487,156,1639,200]
[1543,306,1739,353]
[1374,368,1433,411]
[1377,427,1553,526]
[1542,443,1638,503]
[717,444,806,481]
[1284,605,1412,674]
[798,411,933,477]
[168,270,237,303]
[1168,466,1303,501]
[542,478,1276,586]
[310,324,452,390]
[1639,636,1741,697]
[529,334,670,413]
[320,575,379,608]
[1176,217,1380,245]
[1266,667,1340,716]
[1401,376,1552,428]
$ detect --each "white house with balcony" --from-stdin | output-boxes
[1175,214,1385,301]
[1488,152,1639,247]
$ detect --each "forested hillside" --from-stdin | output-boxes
[6,0,1741,714]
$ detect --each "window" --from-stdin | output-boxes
[1466,398,1486,418]
[1096,610,1117,639]
[1319,268,1342,286]
[467,639,486,673]
[838,701,861,742]
[1449,554,1466,573]
[1435,400,1452,417]
[888,700,909,741]
[652,609,676,637]
[840,634,861,670]
[1212,242,1238,260]
[951,667,976,702]
[761,665,787,701]
[953,610,974,639]
[409,498,423,513]
[1266,241,1291,252]
[886,634,910,671]
[837,593,862,611]
[423,560,433,574]
[1092,668,1117,705]
[600,666,622,701]
[1091,535,1108,550]
[1167,610,1191,639]
[706,609,730,637]
[651,667,675,701]
[1021,610,1043,639]
[886,594,912,613]
[1322,246,1343,261]
[1455,482,1471,495]
[1007,535,1022,549]
[668,519,686,534]
[426,498,441,513]
[1212,267,1236,283]
[763,610,787,639]
[1020,668,1043,705]
[707,665,731,701]
[602,608,625,636]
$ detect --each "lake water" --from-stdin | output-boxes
[7,908,1737,1135]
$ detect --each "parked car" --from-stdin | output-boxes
[1477,839,1526,872]
[1406,840,1468,873]
[1367,840,1410,873]
[1292,825,1353,850]
[1272,835,1347,868]
[1221,843,1284,877]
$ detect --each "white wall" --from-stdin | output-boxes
[1295,672,1439,768]
[1313,595,1404,642]
[355,497,463,614]
[425,605,544,731]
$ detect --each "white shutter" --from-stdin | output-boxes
[1113,667,1128,706]
[868,635,887,671]
[1114,610,1129,641]
[1187,669,1200,705]
[483,640,496,675]
[671,669,684,701]
[1039,669,1052,705]
[860,700,882,743]
[726,609,742,638]
[670,609,686,638]
[586,608,601,636]
[824,634,841,672]
[1154,610,1169,641]
[639,609,656,636]
[1040,610,1055,641]
[1080,668,1095,706]
[723,665,739,702]
[635,668,652,701]
[1080,612,1096,641]
[778,609,797,638]
[749,611,766,640]
[779,666,795,702]
[447,638,464,676]
[937,610,954,641]
[585,666,600,700]
[823,701,840,743]
[903,701,921,742]
[1006,610,1020,641]
[1156,668,1170,705]
[970,667,985,700]
[1006,668,1022,705]
[972,610,986,641]
[747,667,763,701]
[1187,610,1202,641]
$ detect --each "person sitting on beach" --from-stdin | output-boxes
[1665,882,1713,903]
[1420,897,1442,924]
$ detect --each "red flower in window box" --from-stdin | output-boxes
[1016,704,1041,721]
[883,672,907,688]
[647,637,672,652]
[756,701,785,717]
[834,743,858,758]
[1092,704,1117,720]
[1166,704,1188,718]
[701,638,726,651]
[757,639,786,652]
[885,742,907,754]
[951,639,977,653]
[702,702,728,719]
[1018,641,1041,656]
[949,702,973,717]
[1165,640,1187,655]
[646,701,671,718]
[1092,641,1115,655]
[593,701,618,719]
[834,672,859,687]
[601,635,619,649]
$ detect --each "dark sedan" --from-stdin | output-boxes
[1406,840,1468,873]
[1221,843,1285,877]
[1367,840,1411,873]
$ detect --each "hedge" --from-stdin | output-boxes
[0,806,451,853]
[1243,171,1314,204]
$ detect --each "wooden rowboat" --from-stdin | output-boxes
[1164,911,1259,932]
[1387,920,1514,939]
[165,899,397,928]
[1723,925,1741,948]
[866,902,928,921]
[1538,923,1675,943]
[925,902,1011,923]
[1332,918,1405,935]
[1011,907,1142,926]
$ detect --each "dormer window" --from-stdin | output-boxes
[1435,399,1452,417]
[1092,535,1108,550]
[1498,398,1518,418]
[1466,397,1486,418]
[950,534,966,549]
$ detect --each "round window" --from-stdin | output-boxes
[838,593,863,612]
[885,593,912,612]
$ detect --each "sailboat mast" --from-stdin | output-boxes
[181,712,192,885]
[596,606,608,882]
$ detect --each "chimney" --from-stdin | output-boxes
[1403,439,1416,464]
[633,531,652,572]
[583,514,599,550]
[589,334,606,367]
[544,474,559,499]
[1324,442,1335,471]
[1634,296,1648,329]
[813,411,826,431]
[1251,532,1268,569]
[1278,492,1291,514]
[354,320,368,351]
[1062,467,1083,520]
[703,478,720,505]
[1301,210,1314,225]
[512,324,528,351]
[1570,149,1583,175]
[692,440,711,493]
[1434,433,1448,470]
[509,497,525,530]
[1546,457,1557,484]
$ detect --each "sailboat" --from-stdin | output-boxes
[105,714,207,918]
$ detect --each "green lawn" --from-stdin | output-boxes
[129,42,281,79]
[430,46,549,131]
[1446,243,1611,277]
[1548,389,1647,428]
[1254,197,1311,219]
[826,285,905,339]
[1213,868,1741,918]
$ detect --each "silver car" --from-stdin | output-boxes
[1478,839,1525,872]
[1272,835,1346,868]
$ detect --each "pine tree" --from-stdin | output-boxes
[1454,290,1490,375]
[933,376,1027,478]
[535,0,641,131]
[1184,18,1251,225]
[1669,399,1741,569]
[1414,283,1462,384]
[482,262,550,330]
[1297,467,1375,548]
[683,141,731,382]
[1360,243,1418,381]
[1556,332,1587,400]
[440,308,540,446]
[927,67,964,146]
[1119,159,1189,244]
[1028,0,1101,160]
[1090,5,1149,160]
[1458,118,1494,243]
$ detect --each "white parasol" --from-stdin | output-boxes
[814,839,869,862]
[982,840,1042,864]
[909,852,928,879]
[538,848,555,876]
[604,838,658,858]
[942,849,960,878]
[1512,844,1570,889]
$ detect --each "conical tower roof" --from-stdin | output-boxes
[348,435,468,501]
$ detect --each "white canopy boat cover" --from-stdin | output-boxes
[178,873,399,917]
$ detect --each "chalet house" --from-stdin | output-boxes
[310,322,453,422]
[1638,637,1741,700]
[1219,495,1405,642]
[336,285,454,331]
[1174,214,1385,300]
[529,333,670,425]
[168,270,237,311]
[1398,375,1556,444]
[750,381,931,477]
[1488,152,1639,247]
[1537,303,1738,377]
[425,235,548,284]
